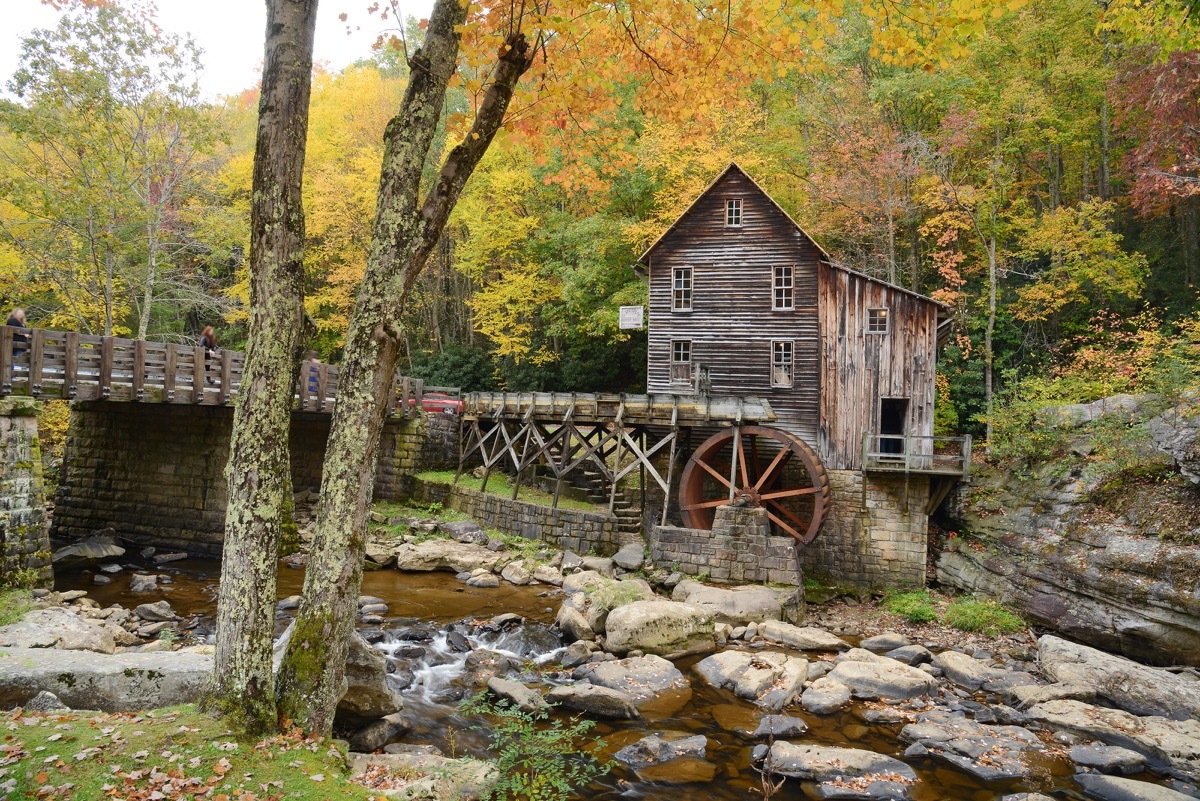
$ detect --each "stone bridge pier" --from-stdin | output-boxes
[50,402,441,555]
[0,398,51,586]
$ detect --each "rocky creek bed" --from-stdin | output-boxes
[3,522,1200,801]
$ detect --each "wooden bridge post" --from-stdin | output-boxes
[29,329,45,397]
[192,346,205,403]
[0,327,11,394]
[608,396,626,515]
[164,344,177,402]
[660,397,681,526]
[219,350,232,403]
[298,360,311,411]
[99,336,114,399]
[64,333,79,399]
[131,339,145,401]
[316,363,328,411]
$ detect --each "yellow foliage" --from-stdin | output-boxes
[468,262,560,364]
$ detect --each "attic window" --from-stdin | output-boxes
[725,198,743,228]
[867,308,889,334]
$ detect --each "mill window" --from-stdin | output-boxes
[773,265,794,310]
[771,340,793,388]
[672,266,693,311]
[867,307,889,334]
[725,198,743,228]
[671,340,692,383]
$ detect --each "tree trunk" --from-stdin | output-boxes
[204,0,317,734]
[276,0,532,734]
[985,236,997,449]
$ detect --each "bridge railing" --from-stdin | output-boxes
[0,325,425,417]
[861,432,972,477]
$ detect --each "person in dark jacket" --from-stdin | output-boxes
[5,308,27,358]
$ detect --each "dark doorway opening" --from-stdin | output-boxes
[879,398,908,455]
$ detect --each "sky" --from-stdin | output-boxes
[1,0,434,100]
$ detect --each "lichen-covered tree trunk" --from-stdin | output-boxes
[205,0,317,733]
[276,0,531,734]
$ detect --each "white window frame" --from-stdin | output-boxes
[772,265,794,310]
[867,307,889,334]
[725,197,743,228]
[771,340,794,388]
[672,265,693,312]
[670,339,692,384]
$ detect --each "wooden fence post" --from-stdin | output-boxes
[64,332,79,399]
[132,339,146,401]
[164,344,177,402]
[0,327,11,394]
[29,329,45,396]
[220,350,232,403]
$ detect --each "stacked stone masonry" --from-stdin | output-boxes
[798,469,930,589]
[0,398,51,586]
[409,478,619,555]
[53,402,424,555]
[650,506,801,585]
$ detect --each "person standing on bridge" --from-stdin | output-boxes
[5,308,28,358]
[200,325,218,385]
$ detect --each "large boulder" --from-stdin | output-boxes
[486,677,547,713]
[1038,635,1200,720]
[349,752,497,801]
[0,607,116,654]
[583,578,656,633]
[546,682,641,719]
[756,620,848,651]
[801,676,852,715]
[573,654,689,705]
[933,650,1034,693]
[603,600,715,657]
[1026,699,1200,781]
[555,604,595,642]
[694,650,808,710]
[615,734,707,769]
[394,539,508,573]
[51,533,125,572]
[671,581,783,625]
[0,647,210,710]
[828,657,938,701]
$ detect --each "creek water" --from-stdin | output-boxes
[58,560,1116,800]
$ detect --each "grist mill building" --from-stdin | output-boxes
[638,163,968,588]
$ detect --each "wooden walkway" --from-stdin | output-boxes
[0,326,429,416]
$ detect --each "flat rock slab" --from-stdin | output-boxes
[933,650,1034,692]
[1076,774,1197,801]
[672,581,783,625]
[1071,745,1150,775]
[802,676,852,715]
[1026,699,1200,782]
[900,709,1042,782]
[0,646,210,711]
[757,621,849,651]
[828,658,938,701]
[615,733,707,769]
[1040,635,1200,721]
[0,608,116,654]
[766,743,918,798]
[603,600,715,658]
[546,682,641,719]
[394,540,508,573]
[694,650,808,710]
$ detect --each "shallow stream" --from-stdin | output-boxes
[57,560,1170,800]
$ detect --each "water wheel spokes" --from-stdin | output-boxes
[678,425,831,544]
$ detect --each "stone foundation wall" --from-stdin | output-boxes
[420,414,460,472]
[52,402,424,555]
[409,478,619,555]
[649,506,801,585]
[0,398,51,587]
[799,469,930,589]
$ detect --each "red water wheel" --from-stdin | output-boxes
[678,426,831,545]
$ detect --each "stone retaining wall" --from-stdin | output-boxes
[650,506,801,584]
[408,478,619,555]
[53,402,424,555]
[0,398,51,586]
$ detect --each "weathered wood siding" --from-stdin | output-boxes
[645,168,823,443]
[817,263,940,470]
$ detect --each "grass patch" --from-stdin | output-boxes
[883,591,938,624]
[416,470,603,513]
[0,704,381,800]
[0,589,32,626]
[373,499,473,524]
[944,598,1026,635]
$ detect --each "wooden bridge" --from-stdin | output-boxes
[0,325,433,415]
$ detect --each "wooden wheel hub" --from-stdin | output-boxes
[678,425,831,544]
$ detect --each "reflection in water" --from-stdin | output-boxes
[55,560,1124,800]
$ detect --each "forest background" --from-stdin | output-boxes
[2,0,1198,453]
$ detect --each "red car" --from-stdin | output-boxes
[408,391,463,415]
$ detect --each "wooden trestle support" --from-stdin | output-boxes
[455,391,792,530]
